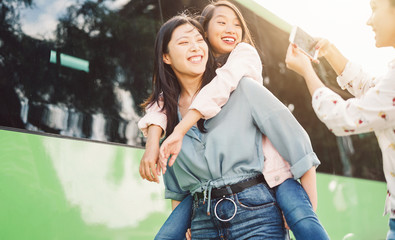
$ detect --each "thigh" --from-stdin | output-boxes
[228,183,286,239]
[155,195,193,240]
[275,178,312,215]
[275,179,330,239]
[190,198,220,240]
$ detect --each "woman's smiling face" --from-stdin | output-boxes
[163,23,208,80]
[206,6,243,57]
[367,0,395,48]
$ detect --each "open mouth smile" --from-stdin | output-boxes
[222,36,236,44]
[188,55,203,63]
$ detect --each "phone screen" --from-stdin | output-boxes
[292,27,317,58]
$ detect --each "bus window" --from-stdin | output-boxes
[0,0,161,147]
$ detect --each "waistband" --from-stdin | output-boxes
[194,174,266,201]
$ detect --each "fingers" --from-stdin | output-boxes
[315,38,331,57]
[139,162,145,180]
[150,161,159,183]
[159,155,168,175]
[286,43,298,56]
[168,153,178,167]
[156,162,161,176]
[315,38,329,50]
[160,144,170,161]
[145,165,154,182]
[186,229,192,240]
[283,215,290,230]
[139,156,160,183]
[141,163,160,183]
[285,44,296,68]
[139,160,150,181]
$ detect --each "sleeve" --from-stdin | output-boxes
[336,61,378,98]
[137,98,167,138]
[311,72,395,136]
[189,42,263,119]
[163,165,190,201]
[240,78,320,179]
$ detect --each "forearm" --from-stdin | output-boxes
[189,43,263,119]
[302,67,326,97]
[171,200,181,210]
[174,109,203,135]
[139,125,163,182]
[300,167,317,211]
[324,44,348,76]
[146,125,163,148]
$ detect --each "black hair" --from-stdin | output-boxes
[141,14,216,136]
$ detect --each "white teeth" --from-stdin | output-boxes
[189,56,202,63]
[222,38,235,42]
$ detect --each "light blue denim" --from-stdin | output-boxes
[387,218,395,240]
[190,182,286,240]
[275,178,329,240]
[154,195,193,240]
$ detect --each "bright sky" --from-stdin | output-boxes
[20,0,131,40]
[255,0,395,76]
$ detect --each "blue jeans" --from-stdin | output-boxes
[191,182,286,239]
[275,178,329,240]
[154,195,193,240]
[387,218,395,240]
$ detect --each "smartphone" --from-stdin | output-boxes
[289,26,319,60]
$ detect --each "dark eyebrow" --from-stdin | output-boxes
[175,28,201,42]
[175,36,188,42]
[213,14,227,19]
[213,14,240,22]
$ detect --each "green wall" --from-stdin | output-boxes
[0,129,388,239]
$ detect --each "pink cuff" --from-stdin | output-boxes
[138,111,167,138]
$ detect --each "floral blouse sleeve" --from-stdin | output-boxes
[336,62,379,98]
[312,61,395,136]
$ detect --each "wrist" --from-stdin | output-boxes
[174,124,188,136]
[145,138,160,149]
[301,64,315,78]
[324,43,337,59]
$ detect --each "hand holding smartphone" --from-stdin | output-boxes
[289,26,319,61]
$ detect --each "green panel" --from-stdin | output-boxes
[60,53,89,72]
[50,50,57,64]
[235,0,292,33]
[0,129,171,240]
[0,129,389,239]
[315,173,388,239]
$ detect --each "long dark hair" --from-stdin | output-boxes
[141,14,216,137]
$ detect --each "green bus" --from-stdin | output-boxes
[0,0,388,239]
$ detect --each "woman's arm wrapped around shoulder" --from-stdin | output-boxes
[189,42,263,119]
